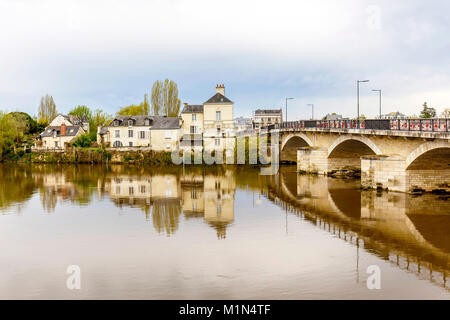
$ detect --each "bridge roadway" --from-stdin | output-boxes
[270,119,450,193]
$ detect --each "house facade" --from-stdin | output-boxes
[253,109,282,130]
[180,84,236,153]
[36,114,88,150]
[98,115,182,151]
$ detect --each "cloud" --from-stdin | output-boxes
[0,0,449,118]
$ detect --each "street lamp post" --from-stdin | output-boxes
[285,97,294,122]
[357,80,369,120]
[372,89,382,119]
[307,104,314,120]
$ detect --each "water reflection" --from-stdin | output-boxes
[0,164,449,292]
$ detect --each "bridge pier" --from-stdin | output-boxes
[361,156,407,192]
[297,147,328,174]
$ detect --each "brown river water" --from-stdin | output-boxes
[0,164,448,299]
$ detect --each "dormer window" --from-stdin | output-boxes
[114,120,120,126]
[128,120,133,126]
[145,119,150,126]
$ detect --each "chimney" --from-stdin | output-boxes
[216,84,225,96]
[61,123,67,136]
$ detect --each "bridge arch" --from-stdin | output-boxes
[280,133,313,163]
[405,141,450,170]
[327,135,382,157]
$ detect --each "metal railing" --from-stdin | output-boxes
[275,119,450,132]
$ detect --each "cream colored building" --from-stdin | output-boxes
[180,84,236,154]
[253,109,283,130]
[36,114,88,150]
[98,115,182,151]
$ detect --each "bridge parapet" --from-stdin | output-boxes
[274,119,450,140]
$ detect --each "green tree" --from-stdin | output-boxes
[69,105,92,121]
[419,102,436,118]
[151,79,181,116]
[37,94,57,125]
[117,104,145,116]
[71,132,97,148]
[91,109,113,131]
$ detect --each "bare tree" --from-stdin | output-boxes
[151,81,162,116]
[37,94,57,124]
[151,79,181,117]
[143,93,150,115]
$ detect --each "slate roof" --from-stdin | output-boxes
[107,115,180,129]
[254,109,282,115]
[108,115,153,127]
[151,116,181,129]
[41,126,81,137]
[181,105,204,113]
[60,114,88,126]
[204,93,233,104]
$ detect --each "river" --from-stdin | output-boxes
[0,164,448,299]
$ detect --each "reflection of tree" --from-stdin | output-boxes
[0,164,37,212]
[151,202,181,236]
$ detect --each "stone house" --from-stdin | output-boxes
[180,84,236,153]
[36,114,89,150]
[97,115,182,151]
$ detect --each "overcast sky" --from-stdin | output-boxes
[1,0,449,119]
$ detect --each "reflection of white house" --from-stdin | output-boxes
[36,114,89,150]
[105,174,180,205]
[97,115,182,151]
[181,170,236,238]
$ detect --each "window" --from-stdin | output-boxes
[215,138,220,146]
[144,119,150,126]
[129,187,134,195]
[192,114,196,121]
[128,119,133,126]
[55,141,58,148]
[115,120,120,126]
[129,142,133,147]
[128,130,133,138]
[115,186,120,194]
[113,141,123,147]
[139,131,146,139]
[216,111,221,121]
[115,130,120,138]
[190,126,197,134]
[140,185,146,193]
[165,130,171,139]
[216,127,221,135]
[191,189,198,199]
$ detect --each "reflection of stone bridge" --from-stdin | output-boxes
[261,168,450,291]
[274,119,450,193]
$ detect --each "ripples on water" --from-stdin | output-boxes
[0,164,448,299]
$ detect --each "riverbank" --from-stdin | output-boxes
[2,147,270,165]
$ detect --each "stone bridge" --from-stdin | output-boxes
[260,168,449,290]
[272,119,450,193]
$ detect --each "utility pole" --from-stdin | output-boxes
[285,97,294,122]
[307,104,314,120]
[372,89,382,119]
[357,80,369,120]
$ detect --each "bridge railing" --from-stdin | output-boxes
[276,119,450,132]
